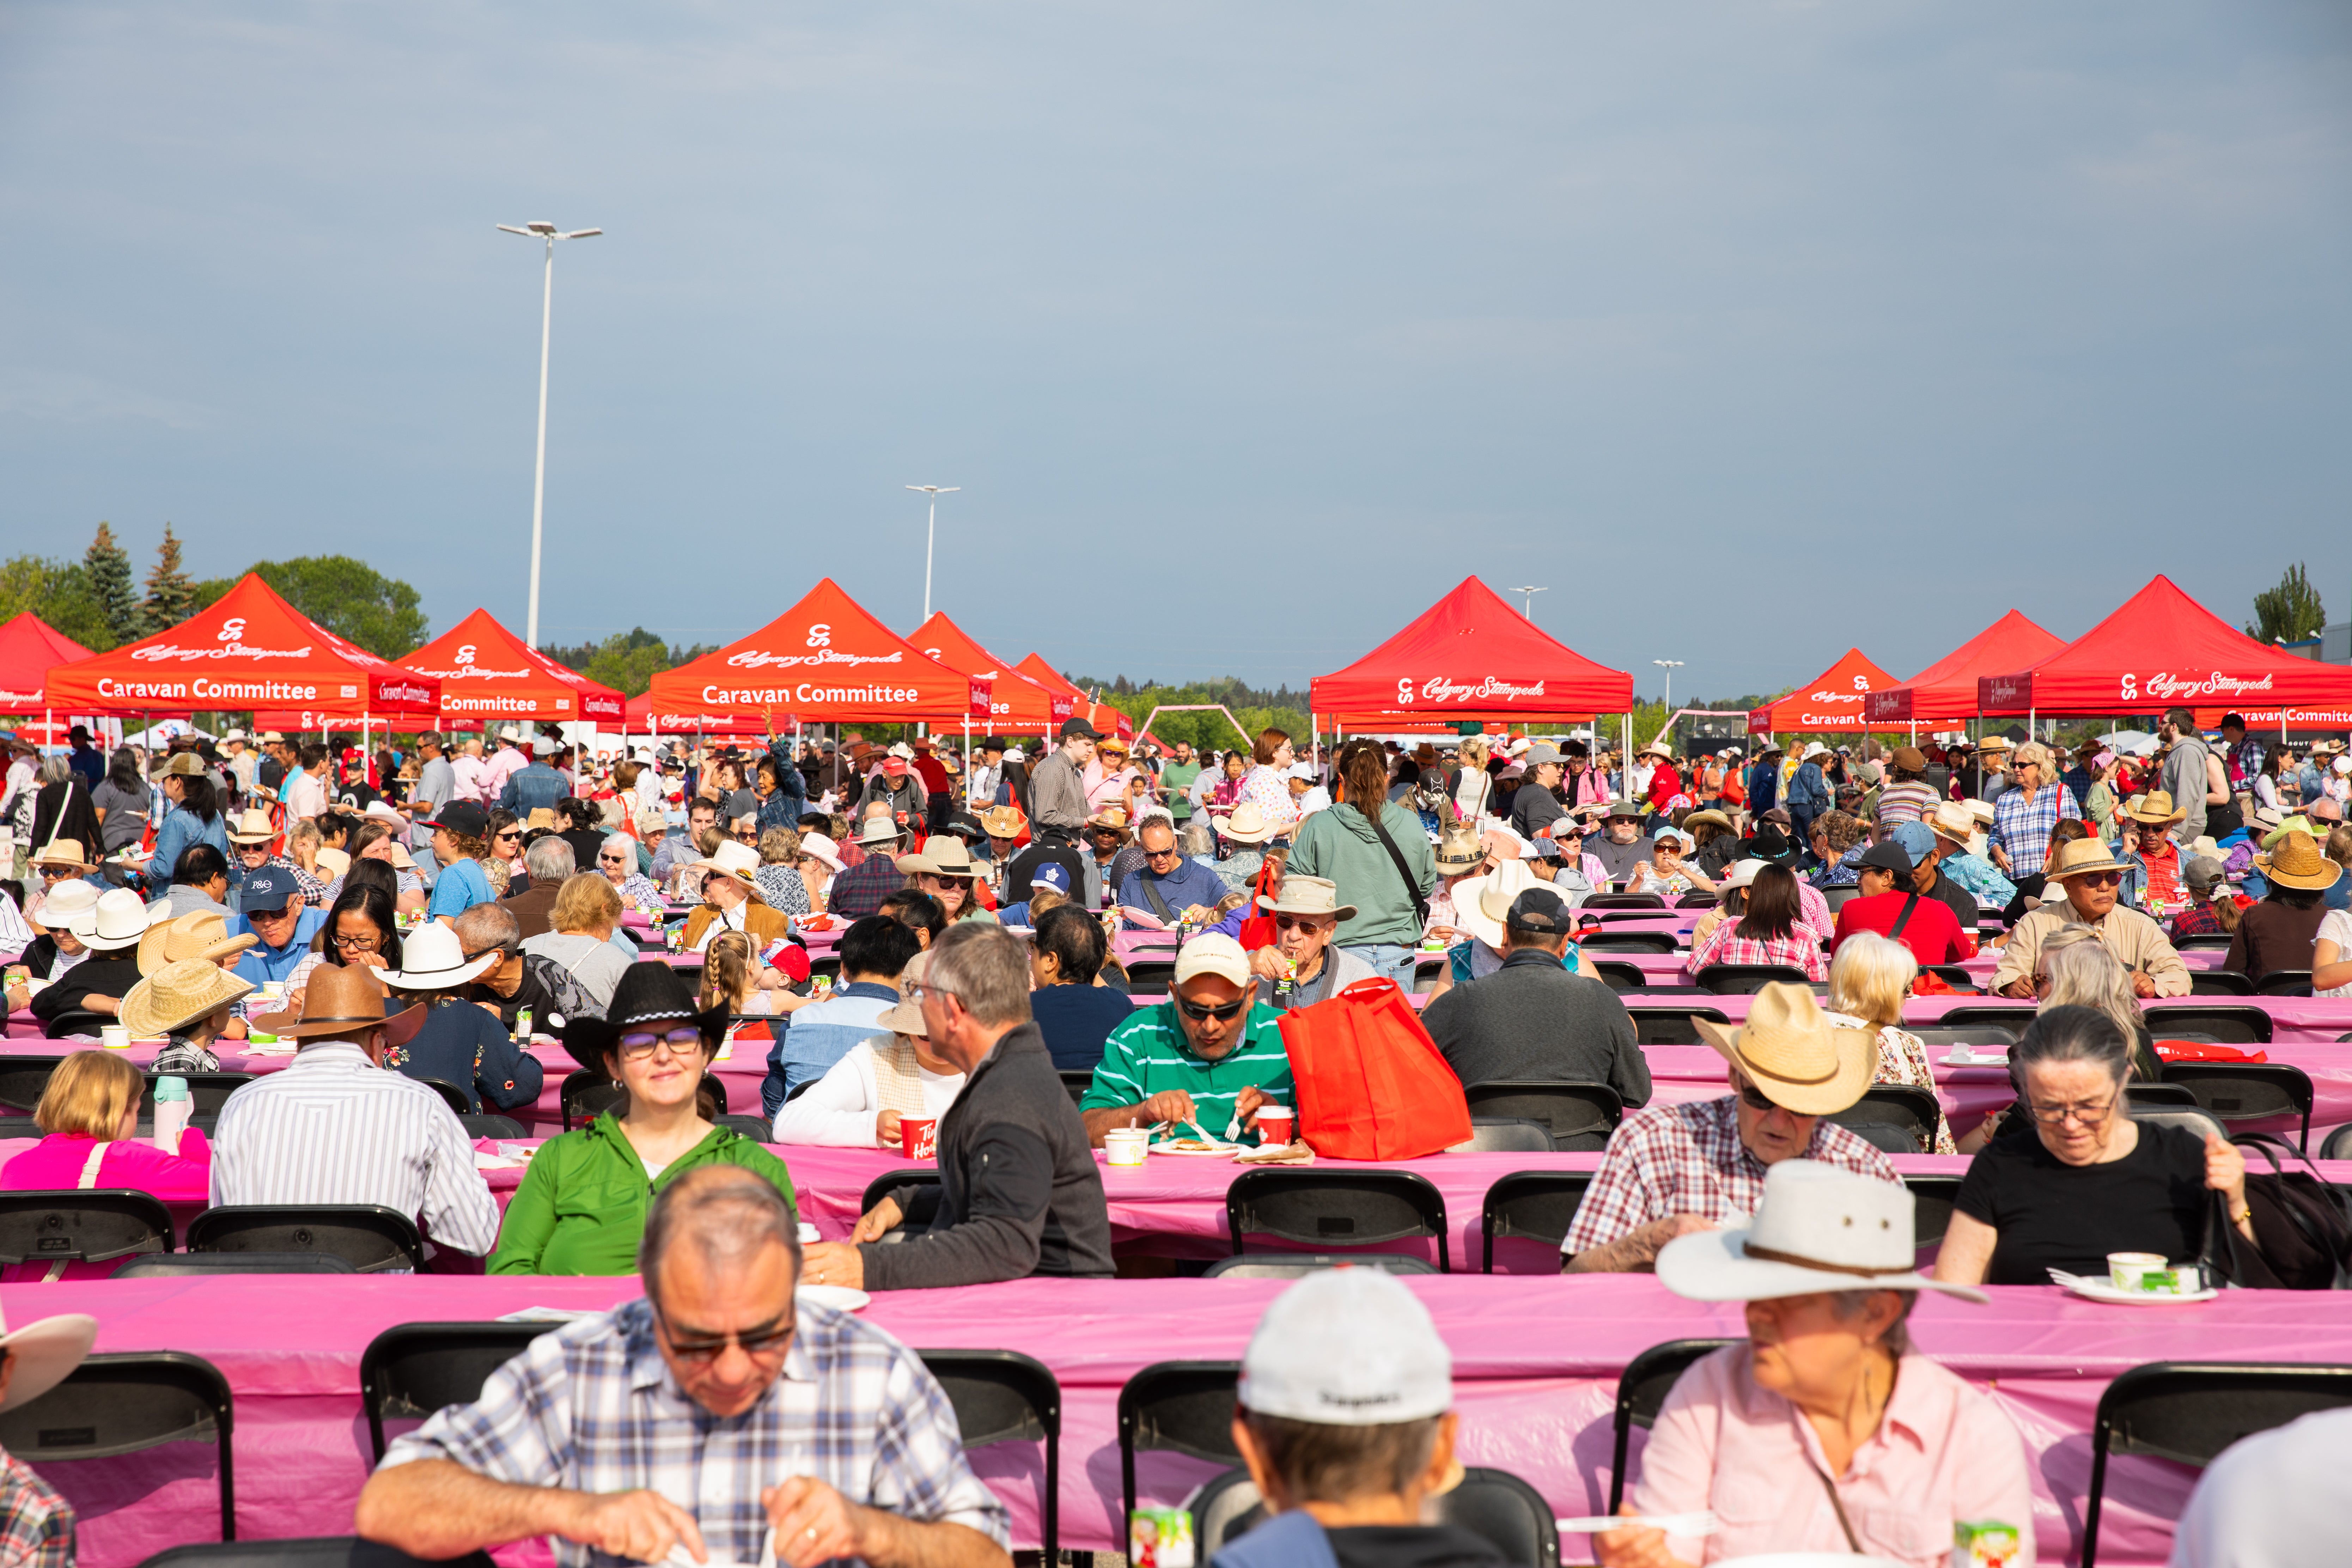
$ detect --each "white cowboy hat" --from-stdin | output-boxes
[872,951,932,1037]
[692,838,763,889]
[799,832,846,874]
[1452,859,1538,951]
[79,888,150,953]
[1657,1159,1988,1304]
[226,809,277,845]
[379,921,499,992]
[855,814,907,848]
[0,1299,98,1413]
[1209,799,1276,845]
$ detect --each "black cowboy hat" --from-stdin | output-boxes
[559,962,730,1075]
[1742,823,1799,866]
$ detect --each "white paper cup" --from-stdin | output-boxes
[1103,1128,1150,1167]
[2108,1252,2169,1291]
[100,1025,131,1050]
[1254,1106,1294,1146]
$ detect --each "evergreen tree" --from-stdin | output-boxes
[142,523,197,634]
[2248,563,2326,645]
[84,523,141,646]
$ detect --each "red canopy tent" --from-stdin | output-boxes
[622,693,769,739]
[1978,575,2352,727]
[648,579,986,725]
[909,614,1074,739]
[44,574,439,721]
[0,613,95,711]
[1747,649,1898,735]
[401,609,624,726]
[1309,577,1633,727]
[1863,611,2068,725]
[1013,655,1130,740]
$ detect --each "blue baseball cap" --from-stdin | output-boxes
[241,865,302,908]
[1029,862,1071,894]
[1889,821,1936,866]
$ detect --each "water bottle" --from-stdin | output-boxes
[152,1075,191,1155]
[513,1007,532,1043]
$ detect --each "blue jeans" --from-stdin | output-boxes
[1340,942,1415,988]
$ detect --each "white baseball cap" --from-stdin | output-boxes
[1238,1269,1452,1426]
[1173,932,1252,989]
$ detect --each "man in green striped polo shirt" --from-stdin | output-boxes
[1081,933,1294,1147]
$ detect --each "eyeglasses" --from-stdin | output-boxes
[2024,1092,2119,1127]
[616,1026,705,1059]
[2072,870,2124,887]
[331,931,382,951]
[1176,995,1249,1023]
[905,983,959,1006]
[1273,914,1332,933]
[656,1308,796,1363]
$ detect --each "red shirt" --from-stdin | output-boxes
[1829,888,1972,966]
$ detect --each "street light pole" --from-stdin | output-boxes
[906,486,961,620]
[1512,585,1547,620]
[497,220,602,648]
[1652,658,1684,750]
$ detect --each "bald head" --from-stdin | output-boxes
[639,1165,800,1305]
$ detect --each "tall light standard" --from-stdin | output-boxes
[906,486,960,620]
[1512,585,1547,619]
[1652,658,1684,752]
[497,219,602,648]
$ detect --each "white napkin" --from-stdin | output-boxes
[1554,1511,1717,1536]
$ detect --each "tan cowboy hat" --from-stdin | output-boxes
[118,957,256,1039]
[226,809,277,845]
[691,839,763,889]
[1256,873,1357,923]
[1682,809,1733,834]
[2122,790,2186,826]
[1926,800,1978,848]
[28,837,94,872]
[896,836,980,879]
[1434,820,1484,873]
[872,951,932,1037]
[1693,984,1873,1117]
[316,847,352,880]
[977,804,1028,839]
[1453,859,1538,950]
[138,910,256,977]
[1084,806,1132,837]
[855,813,906,847]
[1638,740,1674,761]
[378,921,499,992]
[1209,799,1276,845]
[2255,830,2342,891]
[525,807,559,831]
[2044,836,2130,883]
[0,1299,98,1414]
[247,962,424,1045]
[158,752,209,777]
[1974,734,2012,753]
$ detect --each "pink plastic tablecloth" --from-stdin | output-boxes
[17,1272,2352,1567]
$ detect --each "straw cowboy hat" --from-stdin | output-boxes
[2122,790,2187,826]
[1084,806,1133,838]
[1256,873,1357,923]
[157,751,208,777]
[799,832,846,874]
[977,805,1028,839]
[1683,809,1734,834]
[896,836,981,879]
[0,1298,98,1414]
[246,963,424,1047]
[525,807,559,832]
[2043,836,2131,884]
[2256,830,2342,892]
[118,958,256,1040]
[138,910,256,977]
[1656,1159,1988,1304]
[1433,820,1484,874]
[28,837,95,872]
[1452,859,1539,951]
[78,889,150,954]
[1638,740,1675,762]
[1210,800,1276,845]
[691,839,763,890]
[1974,734,2012,754]
[315,847,352,881]
[1692,983,1873,1117]
[872,950,932,1038]
[378,921,499,992]
[1926,800,1978,849]
[855,814,907,848]
[226,809,277,846]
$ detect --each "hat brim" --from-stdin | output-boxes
[247,997,426,1047]
[559,1002,730,1074]
[1255,895,1358,922]
[118,970,257,1039]
[136,925,257,978]
[689,858,759,885]
[2255,857,2342,891]
[0,1314,99,1413]
[803,849,846,874]
[1209,817,1274,845]
[78,926,146,953]
[873,999,928,1037]
[1450,872,1509,951]
[378,950,501,991]
[2047,856,2130,883]
[1693,1017,1876,1118]
[1656,1227,1988,1305]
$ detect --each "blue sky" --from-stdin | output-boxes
[2,2,2347,699]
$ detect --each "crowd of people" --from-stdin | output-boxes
[0,702,2341,1568]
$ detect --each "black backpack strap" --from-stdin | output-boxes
[1364,806,1431,923]
[1888,893,1921,940]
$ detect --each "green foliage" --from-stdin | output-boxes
[544,629,720,698]
[83,523,141,646]
[0,555,116,652]
[1069,674,1310,752]
[2248,563,2326,645]
[141,524,197,634]
[188,557,431,657]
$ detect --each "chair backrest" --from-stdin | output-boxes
[1920,964,1976,991]
[713,1114,772,1142]
[2323,1123,2352,1161]
[139,1072,259,1118]
[1674,891,1719,910]
[782,1076,818,1104]
[459,1114,527,1140]
[0,1350,237,1539]
[1691,964,1811,994]
[1057,1069,1094,1105]
[1460,1082,1622,1151]
[2125,1082,2199,1109]
[1625,1005,1730,1045]
[1440,1466,1563,1568]
[559,1069,624,1131]
[1908,1025,2019,1048]
[2174,933,2237,951]
[860,1169,939,1242]
[1902,1175,1963,1248]
[1225,1169,1449,1270]
[1202,1253,1441,1279]
[1934,1005,2037,1032]
[1450,1118,1556,1153]
[185,1205,426,1273]
[1481,1171,1592,1273]
[2143,1003,2274,1044]
[1583,892,1664,910]
[115,1252,358,1278]
[0,1189,174,1265]
[1118,1360,1241,1523]
[1608,1338,1737,1511]
[2083,1361,2352,1567]
[1126,960,1176,990]
[0,1056,69,1114]
[1824,1084,1943,1154]
[2161,1062,2316,1150]
[2254,970,2314,997]
[915,1346,1061,1556]
[412,1077,473,1115]
[1591,960,1649,994]
[139,1538,495,1568]
[361,1322,559,1459]
[1822,886,1861,913]
[2131,1105,2231,1142]
[1577,932,1677,954]
[2189,970,2254,996]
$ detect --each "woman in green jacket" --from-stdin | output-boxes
[491,962,795,1275]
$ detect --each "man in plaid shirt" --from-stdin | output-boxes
[1562,985,1899,1273]
[1986,742,2080,879]
[360,1169,1009,1568]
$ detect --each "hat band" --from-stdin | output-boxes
[1742,1242,1908,1279]
[291,1013,385,1027]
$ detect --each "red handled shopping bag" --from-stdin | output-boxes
[1237,859,1279,951]
[1278,978,1471,1160]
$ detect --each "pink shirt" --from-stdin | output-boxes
[1631,1343,2035,1568]
[0,1130,215,1281]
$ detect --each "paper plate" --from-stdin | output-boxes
[1151,1139,1242,1158]
[798,1284,871,1313]
[2055,1273,2217,1306]
[1941,1049,2009,1066]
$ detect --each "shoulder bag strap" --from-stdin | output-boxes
[1362,805,1431,923]
[1140,873,1173,922]
[1816,1470,1863,1555]
[42,1140,115,1281]
[1887,893,1921,940]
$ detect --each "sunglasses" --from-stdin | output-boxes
[1274,914,1331,933]
[495,830,522,843]
[617,1026,706,1058]
[2071,870,2124,887]
[1176,996,1249,1023]
[657,1309,795,1363]
[1144,846,1181,862]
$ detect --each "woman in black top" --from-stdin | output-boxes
[1936,1005,2256,1286]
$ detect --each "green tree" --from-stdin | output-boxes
[221,556,432,657]
[84,523,141,646]
[2248,563,2326,645]
[0,555,115,653]
[141,523,198,634]
[544,628,719,698]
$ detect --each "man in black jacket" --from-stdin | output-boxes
[801,921,1114,1291]
[1420,887,1650,1108]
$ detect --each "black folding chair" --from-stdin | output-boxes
[2190,970,2254,996]
[1057,1069,1095,1105]
[1920,964,1976,991]
[0,1055,69,1114]
[2131,1105,2231,1142]
[2255,970,2315,997]
[2142,1003,2274,1045]
[915,1350,1062,1561]
[1126,960,1176,991]
[714,1114,773,1142]
[116,1253,357,1277]
[412,1078,473,1115]
[2083,1361,2352,1567]
[0,1351,236,1538]
[1449,1118,1556,1153]
[1194,1464,1560,1565]
[2161,1062,2317,1151]
[0,1189,173,1271]
[1903,1175,1962,1248]
[1582,892,1664,910]
[1674,891,1719,910]
[1225,1169,1450,1271]
[361,1322,559,1460]
[1608,1339,1737,1510]
[459,1114,527,1139]
[1481,1171,1591,1273]
[1461,1081,1623,1151]
[185,1205,426,1273]
[2174,933,2237,951]
[1578,932,1677,954]
[559,1069,624,1130]
[2125,1082,2199,1109]
[1590,960,1651,994]
[140,1072,258,1118]
[1624,1004,1729,1045]
[1117,1360,1241,1526]
[1934,1004,2037,1032]
[2323,1124,2352,1160]
[1822,887,1861,915]
[860,1169,938,1243]
[138,1542,492,1568]
[1824,1084,1944,1154]
[1908,1025,2019,1049]
[1201,1253,1440,1278]
[1690,964,1811,994]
